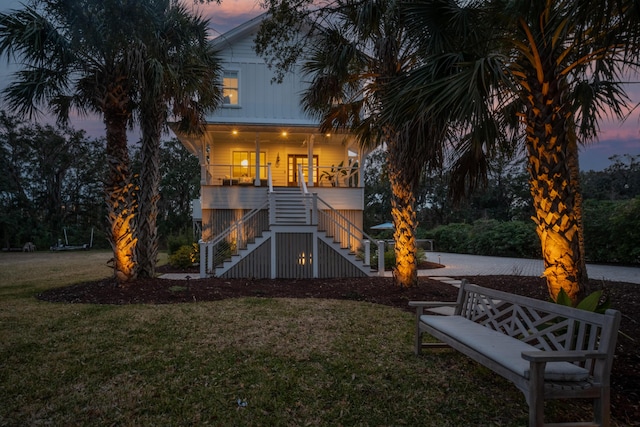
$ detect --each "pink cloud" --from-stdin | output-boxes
[183,0,264,37]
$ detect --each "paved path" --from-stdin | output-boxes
[163,252,639,284]
[419,252,640,284]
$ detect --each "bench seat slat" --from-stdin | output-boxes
[420,315,590,382]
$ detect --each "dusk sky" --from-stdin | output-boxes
[1,0,639,171]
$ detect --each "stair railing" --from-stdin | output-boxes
[312,194,384,272]
[199,199,269,278]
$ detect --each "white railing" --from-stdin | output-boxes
[204,163,272,186]
[298,163,310,194]
[199,200,269,278]
[315,164,360,187]
[312,194,385,274]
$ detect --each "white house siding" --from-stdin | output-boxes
[311,188,364,210]
[201,186,269,210]
[199,186,363,211]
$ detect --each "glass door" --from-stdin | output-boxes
[288,155,318,186]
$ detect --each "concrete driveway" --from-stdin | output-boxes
[420,252,640,284]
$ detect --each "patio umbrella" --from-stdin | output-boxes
[370,222,394,230]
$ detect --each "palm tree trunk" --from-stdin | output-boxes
[136,106,163,278]
[386,133,419,288]
[524,77,587,305]
[104,109,137,284]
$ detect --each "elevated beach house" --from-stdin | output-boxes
[171,14,382,279]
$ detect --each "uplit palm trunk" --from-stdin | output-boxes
[136,105,163,278]
[104,108,137,284]
[522,73,587,305]
[386,133,419,288]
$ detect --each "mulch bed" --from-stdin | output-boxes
[37,266,640,425]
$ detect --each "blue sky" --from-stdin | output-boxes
[1,0,639,171]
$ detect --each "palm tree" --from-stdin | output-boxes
[0,0,147,283]
[398,0,639,304]
[297,0,445,287]
[134,0,222,278]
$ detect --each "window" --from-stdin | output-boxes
[232,151,266,179]
[223,71,239,106]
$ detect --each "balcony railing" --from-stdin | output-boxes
[201,162,361,187]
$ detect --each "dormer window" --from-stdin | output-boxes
[222,70,239,106]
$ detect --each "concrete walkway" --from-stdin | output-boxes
[161,252,639,284]
[419,252,640,284]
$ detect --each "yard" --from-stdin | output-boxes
[0,251,637,426]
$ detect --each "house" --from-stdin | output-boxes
[171,14,383,279]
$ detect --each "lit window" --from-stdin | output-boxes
[232,151,267,179]
[223,71,239,105]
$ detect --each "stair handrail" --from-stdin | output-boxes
[313,194,381,268]
[298,163,309,194]
[313,194,377,242]
[199,199,270,277]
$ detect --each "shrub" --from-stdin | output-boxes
[429,223,472,253]
[583,197,640,264]
[427,220,538,258]
[167,233,194,255]
[168,244,197,269]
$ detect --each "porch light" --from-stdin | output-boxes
[298,252,312,265]
[281,131,288,137]
[232,129,238,135]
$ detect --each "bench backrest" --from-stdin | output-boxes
[455,281,621,376]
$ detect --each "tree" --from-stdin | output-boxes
[156,138,201,239]
[134,0,222,278]
[258,0,446,287]
[397,0,640,304]
[0,110,105,249]
[0,0,145,282]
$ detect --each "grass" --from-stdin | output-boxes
[0,251,618,426]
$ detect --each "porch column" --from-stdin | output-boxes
[254,132,261,186]
[358,146,365,187]
[307,134,314,187]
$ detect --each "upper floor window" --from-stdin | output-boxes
[223,70,239,106]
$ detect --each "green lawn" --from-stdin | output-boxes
[0,251,611,426]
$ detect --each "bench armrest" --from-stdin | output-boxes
[521,350,606,363]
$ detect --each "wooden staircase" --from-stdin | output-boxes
[200,189,382,278]
[270,187,310,224]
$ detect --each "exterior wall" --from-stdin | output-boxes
[209,63,313,125]
[210,19,315,126]
[199,186,364,211]
[219,233,368,279]
[275,232,314,278]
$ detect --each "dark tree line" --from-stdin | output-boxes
[365,151,640,264]
[0,112,199,251]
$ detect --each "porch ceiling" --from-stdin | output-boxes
[204,123,353,147]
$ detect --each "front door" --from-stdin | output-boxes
[288,155,318,186]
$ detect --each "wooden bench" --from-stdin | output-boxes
[409,280,621,427]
